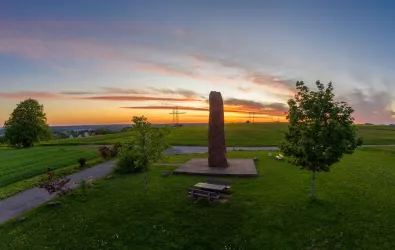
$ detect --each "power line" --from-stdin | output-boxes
[169,106,186,126]
[249,112,255,123]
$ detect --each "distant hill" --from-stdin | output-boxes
[50,124,132,132]
[0,123,207,135]
[0,124,132,134]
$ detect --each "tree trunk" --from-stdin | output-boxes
[310,167,316,199]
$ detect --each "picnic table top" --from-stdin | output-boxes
[194,182,227,191]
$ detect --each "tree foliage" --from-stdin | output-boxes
[116,116,170,195]
[4,99,52,148]
[279,81,362,198]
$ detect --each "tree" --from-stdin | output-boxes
[279,81,362,199]
[4,98,52,148]
[116,116,170,195]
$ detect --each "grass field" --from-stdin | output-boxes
[2,147,395,249]
[41,123,395,146]
[0,146,100,198]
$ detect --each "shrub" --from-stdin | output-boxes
[98,146,111,158]
[115,144,142,173]
[78,158,87,168]
[38,168,71,196]
[110,142,122,157]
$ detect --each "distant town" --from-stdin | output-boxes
[0,122,208,138]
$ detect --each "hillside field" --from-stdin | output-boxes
[0,146,102,199]
[41,123,395,146]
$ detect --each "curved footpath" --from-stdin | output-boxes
[0,144,392,224]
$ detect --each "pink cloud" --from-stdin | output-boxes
[0,37,124,61]
[135,63,243,86]
[135,65,189,78]
[0,20,192,62]
[0,91,63,99]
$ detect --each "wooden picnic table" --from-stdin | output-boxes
[194,182,227,192]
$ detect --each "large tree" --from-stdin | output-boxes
[279,81,362,199]
[4,98,52,148]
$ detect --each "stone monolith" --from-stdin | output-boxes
[208,91,228,167]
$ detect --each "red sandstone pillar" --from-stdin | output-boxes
[208,91,228,167]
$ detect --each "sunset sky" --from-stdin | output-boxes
[1,0,395,125]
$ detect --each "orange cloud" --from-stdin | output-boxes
[122,101,287,116]
[78,96,197,102]
[121,106,209,111]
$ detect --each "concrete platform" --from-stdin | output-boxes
[173,158,257,177]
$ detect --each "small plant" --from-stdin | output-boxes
[74,178,92,201]
[78,158,87,168]
[98,146,111,158]
[79,179,88,196]
[38,168,71,196]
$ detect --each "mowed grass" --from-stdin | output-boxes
[0,146,99,188]
[2,148,395,249]
[41,123,395,146]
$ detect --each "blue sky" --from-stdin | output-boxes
[1,0,395,125]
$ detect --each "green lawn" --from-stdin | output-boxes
[41,123,395,146]
[2,148,395,249]
[0,146,99,189]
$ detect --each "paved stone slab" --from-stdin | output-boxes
[173,158,257,177]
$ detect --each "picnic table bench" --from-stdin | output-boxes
[194,182,227,192]
[206,178,232,189]
[188,188,220,202]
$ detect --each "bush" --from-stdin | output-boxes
[115,144,142,173]
[78,158,87,168]
[111,142,122,157]
[38,168,71,196]
[98,146,111,158]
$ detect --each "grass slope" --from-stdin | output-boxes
[41,123,395,146]
[0,146,99,188]
[0,157,105,200]
[2,148,395,249]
